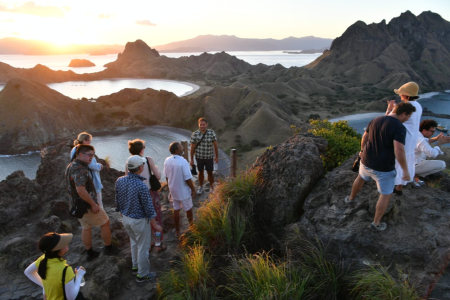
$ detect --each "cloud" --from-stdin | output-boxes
[98,14,110,19]
[0,1,68,17]
[136,20,157,26]
[0,19,13,22]
[13,32,20,35]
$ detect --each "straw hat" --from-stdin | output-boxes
[39,232,73,252]
[394,82,419,97]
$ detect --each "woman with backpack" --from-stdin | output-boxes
[126,139,165,252]
[70,132,104,207]
[24,232,86,300]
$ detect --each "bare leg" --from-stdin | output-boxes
[174,209,180,235]
[100,219,112,246]
[373,194,392,225]
[207,170,214,189]
[395,184,403,191]
[81,228,92,250]
[186,209,193,225]
[349,176,365,200]
[198,171,204,187]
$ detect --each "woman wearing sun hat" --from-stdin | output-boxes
[24,232,86,300]
[386,82,423,195]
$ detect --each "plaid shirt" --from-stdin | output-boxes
[65,160,97,207]
[115,173,156,220]
[190,129,217,159]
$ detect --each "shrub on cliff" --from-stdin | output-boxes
[308,119,361,171]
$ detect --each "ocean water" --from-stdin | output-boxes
[0,126,229,181]
[330,92,450,135]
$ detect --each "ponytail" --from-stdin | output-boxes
[73,132,92,146]
[37,250,61,279]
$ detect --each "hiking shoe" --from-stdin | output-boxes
[344,196,355,207]
[197,187,204,195]
[132,267,138,275]
[136,272,157,283]
[103,245,120,256]
[418,180,425,186]
[411,181,421,188]
[369,222,387,231]
[86,250,100,262]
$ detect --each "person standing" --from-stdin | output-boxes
[70,132,104,208]
[345,102,416,231]
[165,142,196,237]
[24,232,86,300]
[386,82,423,195]
[126,139,165,252]
[116,155,163,283]
[190,117,219,194]
[66,144,118,261]
[413,119,449,183]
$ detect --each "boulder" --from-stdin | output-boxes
[250,133,326,246]
[288,154,450,297]
[68,59,95,67]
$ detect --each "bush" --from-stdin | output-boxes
[250,139,260,147]
[277,94,287,99]
[135,114,157,126]
[309,119,361,171]
[309,113,321,120]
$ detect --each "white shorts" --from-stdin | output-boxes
[172,196,193,211]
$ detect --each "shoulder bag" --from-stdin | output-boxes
[146,157,162,191]
[191,130,208,175]
[62,266,87,300]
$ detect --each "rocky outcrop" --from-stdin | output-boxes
[249,133,326,246]
[104,39,160,71]
[285,154,450,297]
[0,78,95,154]
[68,59,95,67]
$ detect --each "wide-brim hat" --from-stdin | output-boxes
[52,233,73,251]
[394,82,419,97]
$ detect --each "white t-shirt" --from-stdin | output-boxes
[164,155,192,201]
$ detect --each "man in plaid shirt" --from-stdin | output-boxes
[190,117,219,194]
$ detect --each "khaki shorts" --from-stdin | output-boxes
[78,206,109,230]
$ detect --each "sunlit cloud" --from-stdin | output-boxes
[0,1,69,17]
[98,14,110,19]
[136,19,156,26]
[13,32,20,35]
[0,19,13,22]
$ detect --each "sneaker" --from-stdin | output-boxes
[136,272,157,283]
[132,267,138,275]
[344,196,355,207]
[197,187,204,195]
[411,181,421,188]
[369,222,387,231]
[86,250,100,262]
[418,180,425,186]
[103,245,120,256]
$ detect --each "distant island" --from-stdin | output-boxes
[154,35,333,52]
[283,49,326,54]
[68,59,95,67]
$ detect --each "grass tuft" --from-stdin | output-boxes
[157,245,216,299]
[222,251,309,299]
[351,265,420,300]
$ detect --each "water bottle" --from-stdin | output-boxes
[154,232,161,247]
[76,267,85,287]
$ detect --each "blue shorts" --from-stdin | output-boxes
[359,163,396,195]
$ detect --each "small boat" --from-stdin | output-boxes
[436,125,449,133]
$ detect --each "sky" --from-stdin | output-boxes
[0,0,449,47]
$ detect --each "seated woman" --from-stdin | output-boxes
[24,232,86,300]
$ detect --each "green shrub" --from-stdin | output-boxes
[351,265,420,300]
[308,119,361,171]
[277,94,287,99]
[157,245,217,299]
[250,139,260,147]
[223,252,309,299]
[309,113,321,120]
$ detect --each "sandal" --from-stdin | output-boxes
[156,242,167,252]
[172,228,180,238]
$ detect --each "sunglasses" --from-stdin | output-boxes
[81,152,95,157]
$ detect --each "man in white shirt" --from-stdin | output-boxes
[164,142,196,237]
[414,119,449,183]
